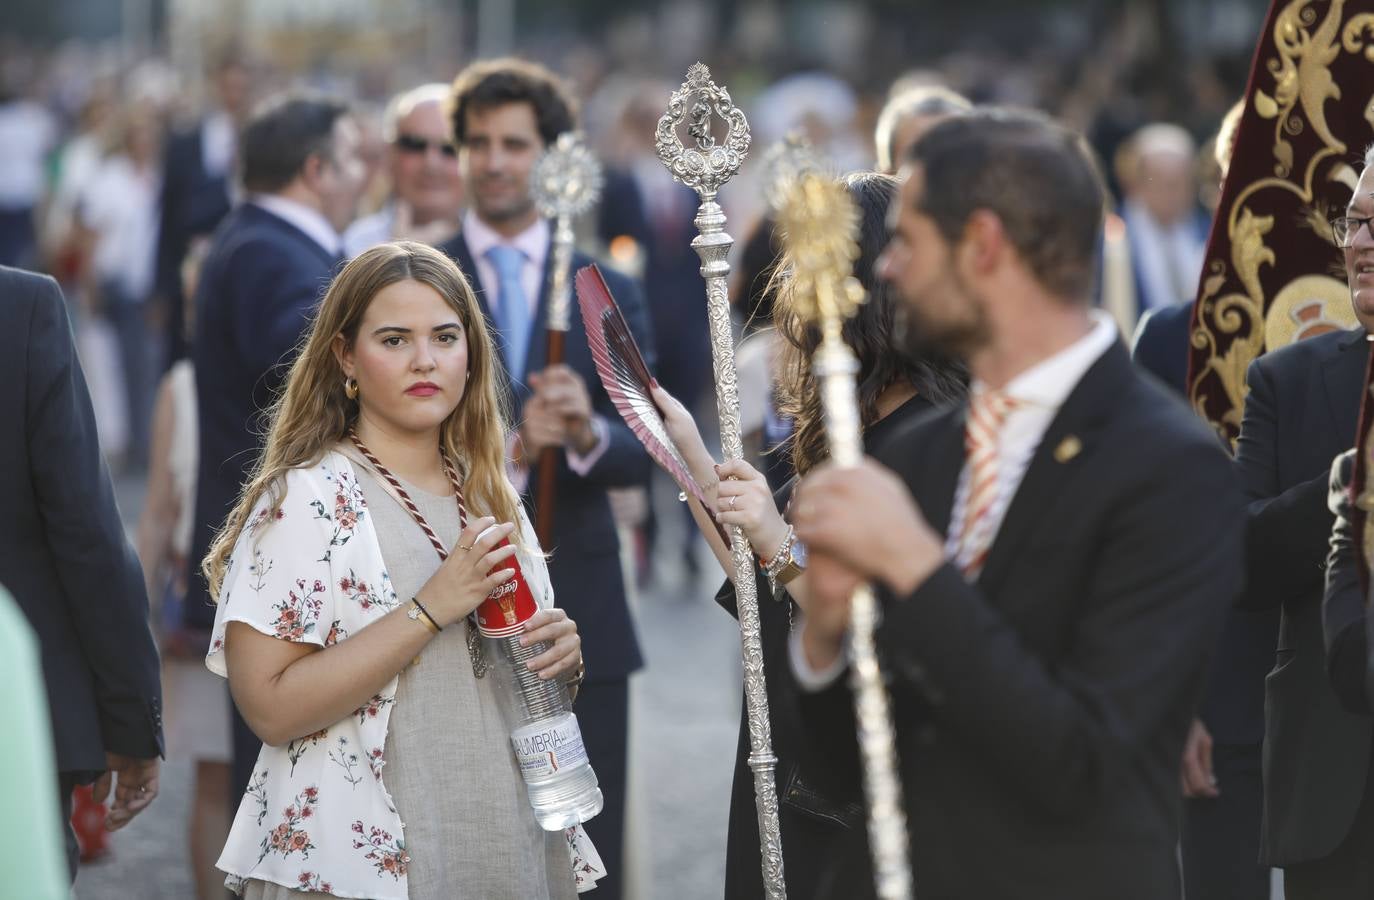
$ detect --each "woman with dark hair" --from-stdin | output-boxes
[652,171,967,898]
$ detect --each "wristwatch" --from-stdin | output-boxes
[773,536,807,587]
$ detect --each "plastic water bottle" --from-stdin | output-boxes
[477,543,603,831]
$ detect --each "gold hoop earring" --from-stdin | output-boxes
[344,376,359,400]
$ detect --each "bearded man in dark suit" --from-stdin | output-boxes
[785,109,1245,900]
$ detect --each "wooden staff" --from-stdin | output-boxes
[530,132,602,548]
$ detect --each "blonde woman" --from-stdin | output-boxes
[203,242,588,898]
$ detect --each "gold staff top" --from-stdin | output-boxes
[775,172,866,328]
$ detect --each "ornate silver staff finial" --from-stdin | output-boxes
[528,131,604,546]
[655,62,751,200]
[532,131,603,223]
[530,130,603,335]
[656,65,786,900]
[778,172,914,900]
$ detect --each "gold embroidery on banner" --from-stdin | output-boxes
[1189,0,1361,445]
[1191,208,1273,439]
[1264,274,1357,349]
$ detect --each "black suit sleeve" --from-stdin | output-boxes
[577,270,655,488]
[803,443,1243,820]
[153,140,185,304]
[1129,305,1188,395]
[1235,358,1334,610]
[1323,456,1370,713]
[25,275,163,759]
[230,241,332,380]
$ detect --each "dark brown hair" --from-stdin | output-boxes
[239,93,350,194]
[447,58,576,148]
[907,108,1106,301]
[773,172,968,475]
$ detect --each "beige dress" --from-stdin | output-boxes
[242,467,575,900]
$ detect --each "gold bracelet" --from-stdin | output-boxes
[407,598,441,635]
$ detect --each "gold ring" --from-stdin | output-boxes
[458,543,474,552]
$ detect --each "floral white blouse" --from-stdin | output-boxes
[205,450,558,899]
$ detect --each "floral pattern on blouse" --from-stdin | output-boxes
[207,454,412,898]
[206,450,570,899]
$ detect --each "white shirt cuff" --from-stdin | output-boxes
[565,415,610,476]
[788,615,848,692]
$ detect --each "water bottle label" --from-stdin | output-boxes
[510,715,589,782]
[476,542,539,637]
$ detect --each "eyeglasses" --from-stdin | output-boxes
[394,134,458,158]
[1330,215,1374,247]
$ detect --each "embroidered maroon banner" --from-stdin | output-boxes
[1186,0,1370,446]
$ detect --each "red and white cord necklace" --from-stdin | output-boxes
[349,428,488,677]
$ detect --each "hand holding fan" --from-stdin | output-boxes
[574,264,718,518]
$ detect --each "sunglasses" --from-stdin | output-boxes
[395,134,458,158]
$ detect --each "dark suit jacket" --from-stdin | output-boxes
[1234,326,1372,865]
[1132,302,1277,746]
[156,122,233,363]
[186,203,340,628]
[1323,456,1371,714]
[790,341,1244,900]
[0,266,162,777]
[438,232,652,682]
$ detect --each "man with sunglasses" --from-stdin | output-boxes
[1231,155,1374,897]
[343,83,464,258]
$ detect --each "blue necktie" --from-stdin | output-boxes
[485,245,531,381]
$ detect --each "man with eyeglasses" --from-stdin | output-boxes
[1230,153,1374,897]
[343,83,464,258]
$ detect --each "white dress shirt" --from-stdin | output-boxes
[1122,200,1206,312]
[791,310,1120,689]
[201,110,236,179]
[461,210,610,483]
[250,193,343,258]
[462,209,549,319]
[944,310,1119,561]
[0,101,56,208]
[342,205,396,259]
[80,155,161,299]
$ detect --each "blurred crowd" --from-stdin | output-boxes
[0,5,1249,479]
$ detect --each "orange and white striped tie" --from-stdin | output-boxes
[955,389,1019,578]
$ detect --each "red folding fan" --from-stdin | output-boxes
[575,264,717,515]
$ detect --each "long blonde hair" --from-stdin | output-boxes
[203,241,520,598]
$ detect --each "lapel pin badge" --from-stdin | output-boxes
[1054,434,1082,463]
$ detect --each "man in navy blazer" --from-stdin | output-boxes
[0,266,163,878]
[1239,161,1374,897]
[439,59,654,900]
[155,51,251,365]
[188,92,366,797]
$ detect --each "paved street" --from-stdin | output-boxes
[75,474,744,900]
